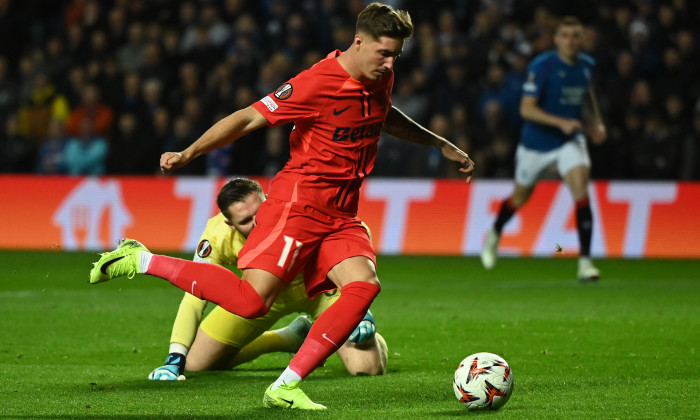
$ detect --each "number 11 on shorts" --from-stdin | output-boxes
[278,235,303,270]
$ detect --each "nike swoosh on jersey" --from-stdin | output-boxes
[100,256,125,274]
[333,105,351,116]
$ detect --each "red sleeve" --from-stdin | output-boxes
[251,71,329,127]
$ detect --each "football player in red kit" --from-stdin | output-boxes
[90,2,474,410]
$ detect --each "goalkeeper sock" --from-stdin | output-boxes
[232,331,287,368]
[494,198,517,235]
[287,281,380,378]
[146,255,268,318]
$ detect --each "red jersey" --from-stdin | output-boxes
[252,50,394,218]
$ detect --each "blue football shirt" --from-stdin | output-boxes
[519,50,595,151]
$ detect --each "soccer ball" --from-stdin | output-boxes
[453,352,513,411]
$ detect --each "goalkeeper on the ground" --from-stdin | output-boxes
[149,178,387,381]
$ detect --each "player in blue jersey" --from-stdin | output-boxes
[481,16,607,281]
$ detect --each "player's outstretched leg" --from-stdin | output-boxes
[89,239,148,284]
[263,380,327,410]
[480,229,500,269]
[577,257,600,282]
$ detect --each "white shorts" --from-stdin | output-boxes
[514,134,591,187]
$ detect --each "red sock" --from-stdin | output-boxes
[289,281,380,378]
[147,255,268,318]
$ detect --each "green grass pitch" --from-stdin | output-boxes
[1,250,698,419]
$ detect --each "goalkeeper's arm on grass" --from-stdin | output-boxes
[148,293,207,380]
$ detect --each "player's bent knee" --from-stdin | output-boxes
[342,279,382,300]
[348,364,385,376]
[361,276,381,289]
[340,334,388,376]
[343,353,385,376]
[235,301,269,319]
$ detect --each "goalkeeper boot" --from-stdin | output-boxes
[480,229,500,270]
[577,257,600,283]
[263,381,326,410]
[89,239,149,284]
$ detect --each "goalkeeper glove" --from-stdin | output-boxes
[148,352,187,381]
[348,310,376,344]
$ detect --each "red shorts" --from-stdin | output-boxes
[237,198,376,298]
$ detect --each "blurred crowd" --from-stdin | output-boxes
[0,0,699,179]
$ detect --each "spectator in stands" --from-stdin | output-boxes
[141,43,172,90]
[630,112,679,180]
[390,69,430,126]
[87,30,112,64]
[42,37,72,88]
[36,118,68,175]
[117,21,148,72]
[106,7,128,48]
[142,78,164,120]
[116,71,143,116]
[479,64,507,123]
[205,62,237,116]
[17,72,70,143]
[63,118,108,176]
[0,0,698,179]
[629,20,661,78]
[150,107,171,155]
[501,51,529,129]
[262,126,288,177]
[435,62,474,115]
[108,112,157,175]
[1,113,35,173]
[606,51,637,128]
[0,56,18,125]
[181,95,208,137]
[66,22,90,65]
[611,110,644,179]
[628,78,654,117]
[180,3,230,52]
[680,105,700,180]
[66,84,114,138]
[478,130,515,179]
[164,115,204,175]
[228,85,266,175]
[168,62,201,115]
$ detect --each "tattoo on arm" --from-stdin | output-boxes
[383,107,444,149]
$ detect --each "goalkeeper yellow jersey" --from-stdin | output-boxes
[170,213,308,347]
